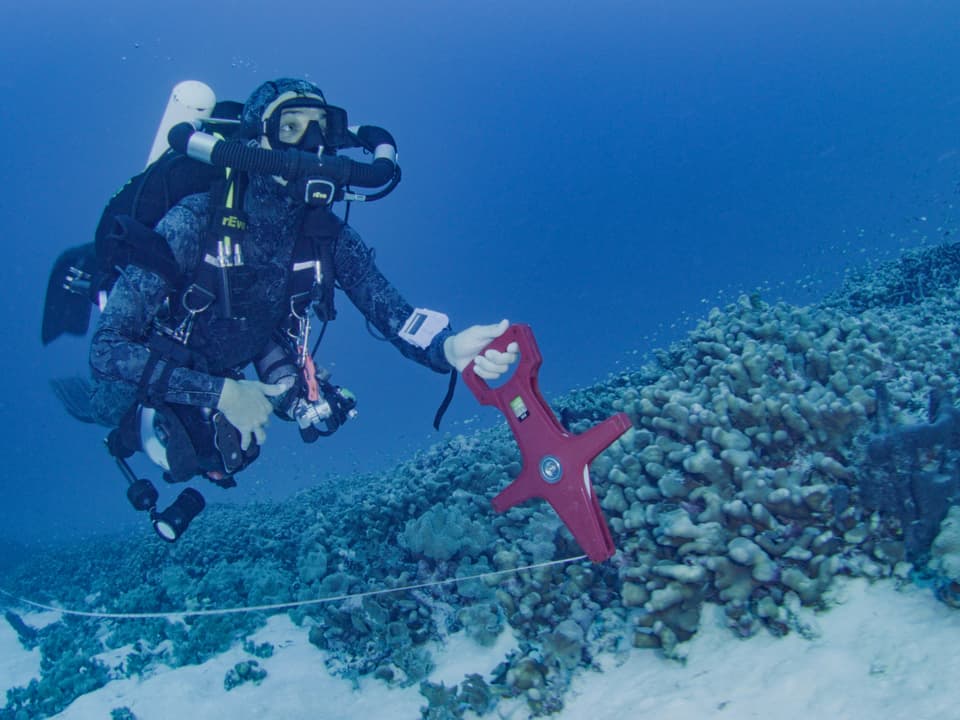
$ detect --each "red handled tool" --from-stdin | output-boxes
[462,323,632,562]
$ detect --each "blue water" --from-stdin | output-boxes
[1,0,958,544]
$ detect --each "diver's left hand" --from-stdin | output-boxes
[444,319,520,380]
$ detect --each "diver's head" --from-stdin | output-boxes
[241,78,347,154]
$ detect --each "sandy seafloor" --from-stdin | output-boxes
[2,576,958,719]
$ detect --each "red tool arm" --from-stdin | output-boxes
[462,323,632,562]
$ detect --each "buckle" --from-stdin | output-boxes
[182,284,216,314]
[160,284,216,345]
[304,178,336,207]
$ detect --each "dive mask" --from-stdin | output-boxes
[264,97,349,152]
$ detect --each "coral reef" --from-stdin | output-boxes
[4,611,38,650]
[399,503,494,562]
[419,674,496,719]
[3,241,960,718]
[825,240,960,312]
[929,506,960,606]
[861,387,960,559]
[224,660,268,691]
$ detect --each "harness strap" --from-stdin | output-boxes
[98,215,182,287]
[137,332,197,404]
[108,405,143,459]
[189,169,249,321]
[298,206,342,323]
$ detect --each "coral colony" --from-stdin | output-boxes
[4,242,960,718]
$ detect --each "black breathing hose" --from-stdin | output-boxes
[167,122,397,189]
[352,125,396,153]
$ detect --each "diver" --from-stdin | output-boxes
[78,78,518,541]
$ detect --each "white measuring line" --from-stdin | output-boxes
[0,555,588,621]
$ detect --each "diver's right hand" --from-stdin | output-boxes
[216,378,291,450]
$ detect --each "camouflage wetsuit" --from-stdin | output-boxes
[87,172,453,427]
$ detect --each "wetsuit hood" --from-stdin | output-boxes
[240,78,328,141]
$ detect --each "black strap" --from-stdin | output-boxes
[156,403,203,483]
[137,350,165,404]
[253,344,296,382]
[98,215,182,287]
[137,333,196,404]
[310,319,330,358]
[312,231,338,322]
[433,370,458,430]
[298,206,342,323]
[289,231,319,315]
[189,171,249,320]
[107,405,142,459]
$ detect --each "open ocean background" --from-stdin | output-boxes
[1,0,958,546]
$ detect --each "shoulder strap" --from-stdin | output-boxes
[181,167,249,321]
[297,206,342,323]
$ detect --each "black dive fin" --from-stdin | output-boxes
[42,243,96,345]
[49,377,96,424]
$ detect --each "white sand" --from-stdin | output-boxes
[1,578,958,719]
[562,578,960,720]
